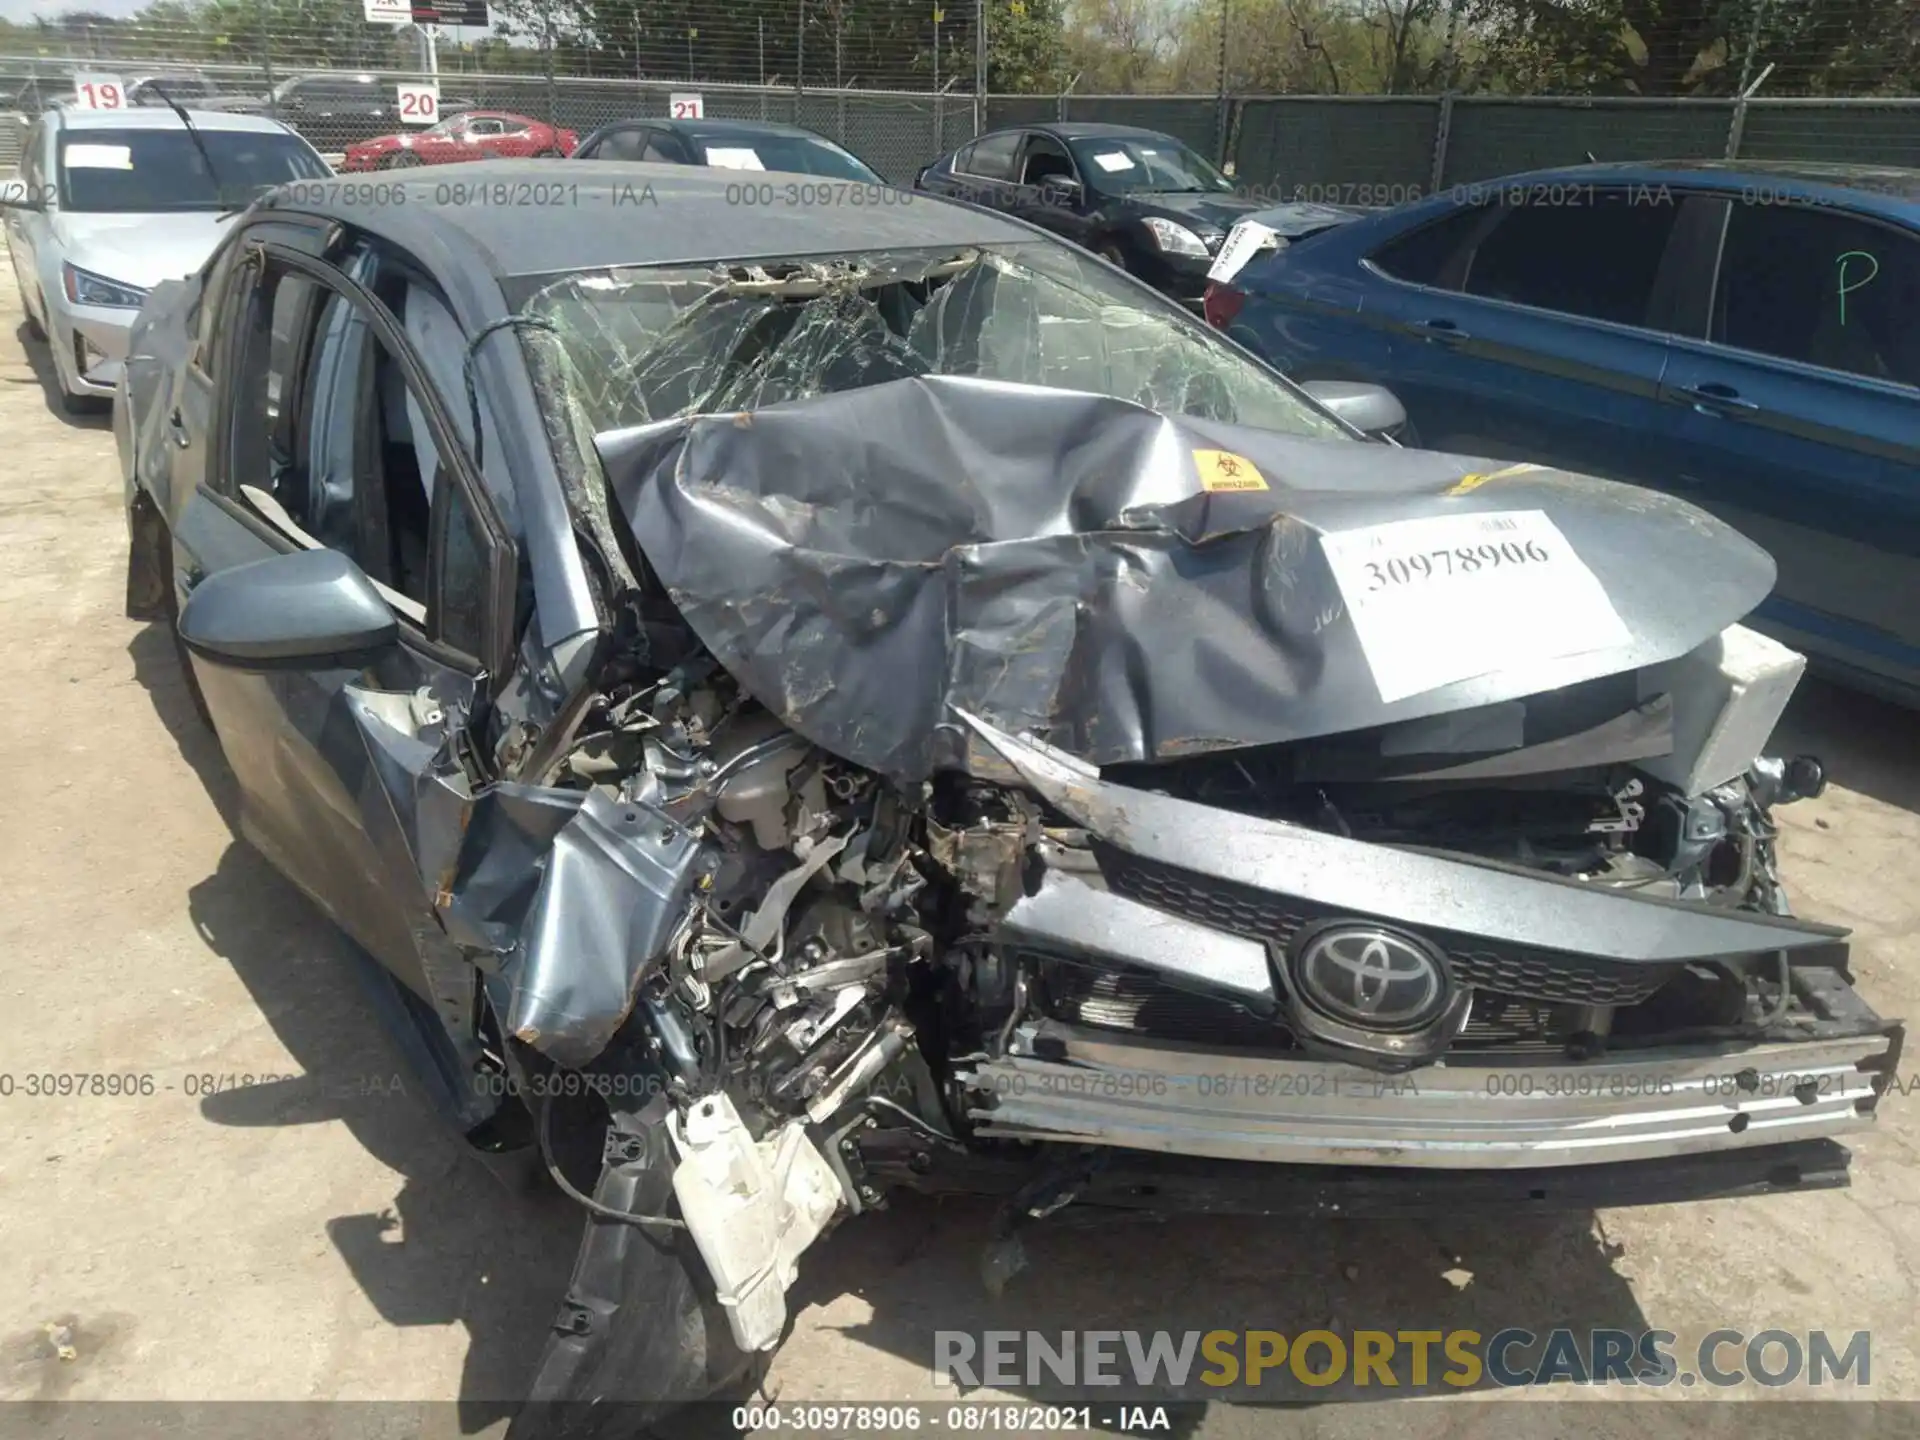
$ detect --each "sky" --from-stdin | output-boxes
[0,0,153,17]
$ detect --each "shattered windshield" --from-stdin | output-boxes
[512,241,1346,439]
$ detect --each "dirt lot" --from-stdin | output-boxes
[0,268,1917,1439]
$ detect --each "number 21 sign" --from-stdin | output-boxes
[397,82,440,126]
[669,92,703,119]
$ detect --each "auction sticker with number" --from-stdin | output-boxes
[1208,219,1279,284]
[1318,509,1631,703]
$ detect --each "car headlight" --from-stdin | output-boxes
[1140,217,1213,258]
[62,263,148,309]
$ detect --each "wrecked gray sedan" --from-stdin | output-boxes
[117,160,1899,1423]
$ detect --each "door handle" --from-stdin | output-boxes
[167,404,191,448]
[1410,318,1469,345]
[1673,382,1760,416]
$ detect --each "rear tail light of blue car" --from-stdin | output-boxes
[1203,281,1246,329]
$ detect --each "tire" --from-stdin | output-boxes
[385,151,423,169]
[1096,240,1129,270]
[23,293,45,342]
[515,1099,761,1439]
[536,147,561,159]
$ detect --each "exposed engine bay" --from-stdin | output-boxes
[478,614,1887,1362]
[434,369,1901,1377]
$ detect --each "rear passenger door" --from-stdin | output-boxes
[923,130,1022,213]
[1657,198,1920,688]
[1365,187,1688,479]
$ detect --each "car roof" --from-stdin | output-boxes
[459,111,541,124]
[634,118,844,142]
[260,157,1031,279]
[1481,159,1920,214]
[1031,122,1182,142]
[53,107,296,135]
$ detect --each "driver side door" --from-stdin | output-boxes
[174,237,515,1002]
[1009,131,1095,249]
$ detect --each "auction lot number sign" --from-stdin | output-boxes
[397,82,440,126]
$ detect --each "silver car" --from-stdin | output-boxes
[2,105,328,412]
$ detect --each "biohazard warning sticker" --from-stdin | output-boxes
[1194,450,1268,493]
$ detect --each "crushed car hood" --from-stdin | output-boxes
[597,375,1775,782]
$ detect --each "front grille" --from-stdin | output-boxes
[1028,952,1292,1049]
[1096,845,1675,1009]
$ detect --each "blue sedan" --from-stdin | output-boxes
[1206,161,1920,704]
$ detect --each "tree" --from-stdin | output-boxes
[1458,0,1920,95]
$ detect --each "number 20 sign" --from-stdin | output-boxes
[397,82,440,126]
[73,74,127,110]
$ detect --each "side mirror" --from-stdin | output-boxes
[177,547,398,665]
[1039,175,1083,205]
[1299,379,1409,440]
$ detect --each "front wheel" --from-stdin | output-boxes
[22,290,46,342]
[1096,240,1131,272]
[515,1097,763,1439]
[384,151,423,169]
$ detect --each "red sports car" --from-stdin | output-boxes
[341,111,576,171]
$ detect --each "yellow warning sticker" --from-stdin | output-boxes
[1194,449,1269,493]
[1446,462,1543,496]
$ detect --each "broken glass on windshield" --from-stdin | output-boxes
[513,241,1348,442]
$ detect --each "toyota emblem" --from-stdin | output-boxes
[1292,924,1449,1031]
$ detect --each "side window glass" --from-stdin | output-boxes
[1019,136,1075,187]
[436,480,490,659]
[1460,190,1681,327]
[963,131,1019,181]
[1369,207,1486,287]
[1714,207,1920,388]
[194,236,245,371]
[597,128,647,161]
[300,290,440,605]
[226,262,316,503]
[642,133,681,163]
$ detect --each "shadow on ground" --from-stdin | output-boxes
[130,621,580,1434]
[1775,675,1920,815]
[126,622,1915,1436]
[8,320,112,429]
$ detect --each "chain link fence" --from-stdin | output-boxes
[2,29,1918,192]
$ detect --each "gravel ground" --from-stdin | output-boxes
[0,262,1914,1440]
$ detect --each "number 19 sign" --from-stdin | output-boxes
[397,82,440,126]
[73,74,127,110]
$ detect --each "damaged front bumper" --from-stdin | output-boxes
[952,714,1901,1173]
[962,1016,1895,1169]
